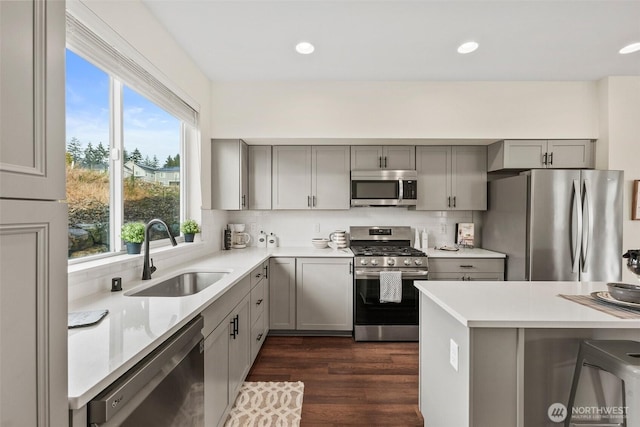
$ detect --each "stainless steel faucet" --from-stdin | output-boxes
[142,219,178,280]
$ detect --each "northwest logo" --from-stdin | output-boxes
[548,403,568,423]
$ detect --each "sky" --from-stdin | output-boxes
[65,49,181,166]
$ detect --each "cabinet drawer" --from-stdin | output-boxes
[250,265,266,288]
[428,258,504,274]
[429,272,504,281]
[250,278,266,322]
[250,311,268,363]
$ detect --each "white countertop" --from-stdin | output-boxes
[68,247,352,409]
[425,247,506,258]
[415,281,640,329]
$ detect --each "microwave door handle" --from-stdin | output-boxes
[398,179,403,203]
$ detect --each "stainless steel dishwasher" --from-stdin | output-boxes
[88,316,204,427]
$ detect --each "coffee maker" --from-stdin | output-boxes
[229,224,251,249]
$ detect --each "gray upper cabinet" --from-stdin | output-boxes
[350,145,415,170]
[488,140,593,171]
[416,146,487,211]
[0,0,65,201]
[248,146,272,209]
[211,139,248,210]
[272,146,350,210]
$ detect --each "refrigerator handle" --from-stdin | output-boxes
[581,179,592,273]
[571,179,582,274]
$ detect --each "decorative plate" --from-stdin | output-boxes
[591,291,640,310]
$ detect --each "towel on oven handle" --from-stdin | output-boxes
[379,271,402,303]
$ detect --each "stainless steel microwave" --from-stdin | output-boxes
[351,170,418,207]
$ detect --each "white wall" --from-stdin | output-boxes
[598,76,640,283]
[211,81,599,139]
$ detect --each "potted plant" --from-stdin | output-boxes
[180,219,201,243]
[121,222,145,254]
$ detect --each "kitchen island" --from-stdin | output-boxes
[415,281,640,427]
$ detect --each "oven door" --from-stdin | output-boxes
[354,271,423,326]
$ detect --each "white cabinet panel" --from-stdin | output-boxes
[0,199,68,427]
[272,146,312,209]
[269,258,296,330]
[296,258,353,331]
[210,139,249,210]
[0,0,65,201]
[248,145,272,209]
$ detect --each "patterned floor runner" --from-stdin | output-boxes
[224,381,304,427]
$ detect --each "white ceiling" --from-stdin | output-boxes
[143,0,640,82]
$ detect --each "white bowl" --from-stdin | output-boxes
[312,241,329,249]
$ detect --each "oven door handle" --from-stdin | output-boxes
[355,270,429,280]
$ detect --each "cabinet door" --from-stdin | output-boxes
[211,139,246,210]
[427,272,466,281]
[465,272,504,281]
[503,140,547,169]
[269,258,296,330]
[0,0,65,201]
[416,146,451,210]
[383,146,416,169]
[272,146,312,209]
[240,141,248,209]
[547,140,593,169]
[1,200,68,427]
[350,146,384,170]
[250,311,267,364]
[228,294,251,400]
[296,258,353,331]
[248,146,272,209]
[451,146,487,211]
[204,321,230,427]
[312,146,350,209]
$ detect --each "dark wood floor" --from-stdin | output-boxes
[246,336,423,426]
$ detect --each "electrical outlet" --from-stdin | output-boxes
[250,223,257,233]
[450,339,459,371]
[440,224,447,234]
[314,223,320,233]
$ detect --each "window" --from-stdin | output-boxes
[65,13,199,260]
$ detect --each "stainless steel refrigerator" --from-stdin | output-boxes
[483,169,623,281]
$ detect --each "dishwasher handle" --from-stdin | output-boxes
[89,316,204,425]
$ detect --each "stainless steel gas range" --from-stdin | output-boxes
[350,226,428,341]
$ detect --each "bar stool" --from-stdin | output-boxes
[565,340,640,427]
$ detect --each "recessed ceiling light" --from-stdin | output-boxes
[619,42,640,55]
[457,41,479,54]
[295,42,315,55]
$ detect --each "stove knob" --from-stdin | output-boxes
[414,259,423,266]
[387,259,395,266]
[371,259,378,266]
[360,259,368,266]
[404,259,411,266]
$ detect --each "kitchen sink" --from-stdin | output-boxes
[126,272,229,297]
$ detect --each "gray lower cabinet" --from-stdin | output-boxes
[269,257,353,331]
[416,146,487,211]
[428,258,505,281]
[203,266,262,427]
[296,258,353,331]
[272,146,350,210]
[269,258,297,330]
[249,261,269,362]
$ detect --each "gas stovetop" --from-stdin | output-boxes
[351,246,426,257]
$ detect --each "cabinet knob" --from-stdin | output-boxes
[257,333,264,341]
[256,299,263,305]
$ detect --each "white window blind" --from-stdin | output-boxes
[66,12,199,127]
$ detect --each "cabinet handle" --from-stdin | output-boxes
[256,299,263,306]
[263,265,268,278]
[379,156,382,168]
[543,152,548,166]
[447,196,451,208]
[312,195,316,207]
[460,265,474,268]
[307,195,311,207]
[549,152,553,166]
[255,273,262,279]
[384,156,388,168]
[349,262,353,275]
[230,317,237,339]
[453,196,456,208]
[257,333,264,342]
